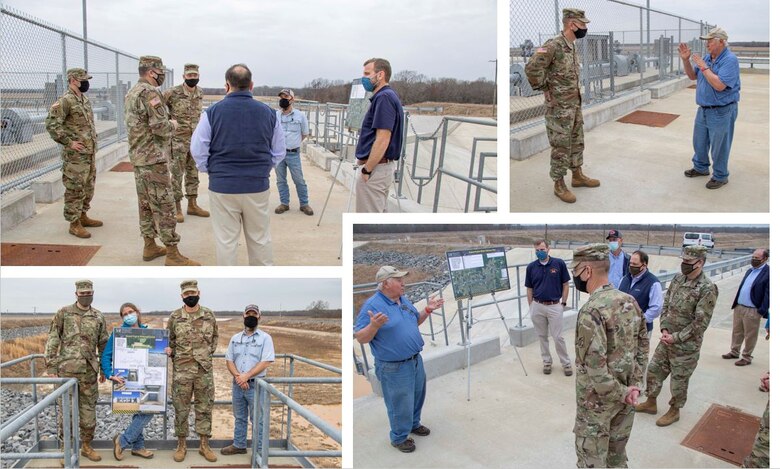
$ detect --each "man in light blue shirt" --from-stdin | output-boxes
[606,229,629,288]
[679,26,740,189]
[221,304,275,455]
[724,248,769,365]
[274,89,314,216]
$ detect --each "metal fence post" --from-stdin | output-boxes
[286,357,295,446]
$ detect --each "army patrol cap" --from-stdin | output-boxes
[139,55,165,70]
[180,279,199,294]
[700,26,728,41]
[183,63,200,74]
[681,245,709,260]
[376,265,408,282]
[563,8,590,23]
[278,88,295,98]
[570,243,610,269]
[245,304,260,314]
[67,68,92,81]
[75,279,93,293]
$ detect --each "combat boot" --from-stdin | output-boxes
[187,196,210,217]
[164,245,201,266]
[173,436,187,462]
[656,406,680,427]
[79,212,103,227]
[635,396,657,414]
[571,167,601,187]
[553,179,576,203]
[69,220,91,238]
[175,200,184,223]
[80,440,102,461]
[142,237,167,261]
[199,435,217,462]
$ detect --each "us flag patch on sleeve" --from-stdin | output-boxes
[150,96,161,107]
[537,47,547,53]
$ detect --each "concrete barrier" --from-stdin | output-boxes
[306,144,340,172]
[509,308,578,347]
[1,190,35,232]
[649,76,693,99]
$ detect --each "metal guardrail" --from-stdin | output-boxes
[0,352,341,468]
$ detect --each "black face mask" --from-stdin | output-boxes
[154,72,165,86]
[77,295,93,307]
[183,295,200,307]
[185,78,199,88]
[279,98,291,109]
[244,316,259,328]
[680,262,698,276]
[573,269,589,293]
[629,265,643,277]
[78,80,90,93]
[574,27,588,39]
[751,259,764,268]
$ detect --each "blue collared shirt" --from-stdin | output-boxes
[354,291,423,362]
[630,269,663,323]
[694,47,740,107]
[737,263,766,308]
[355,85,404,161]
[190,110,286,172]
[225,328,275,376]
[608,251,626,289]
[277,109,309,150]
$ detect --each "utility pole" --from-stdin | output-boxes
[489,59,497,117]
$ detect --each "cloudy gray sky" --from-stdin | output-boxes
[0,278,341,314]
[2,0,497,87]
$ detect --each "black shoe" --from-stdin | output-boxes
[411,425,431,436]
[705,178,728,189]
[684,168,710,178]
[722,352,739,359]
[392,438,416,453]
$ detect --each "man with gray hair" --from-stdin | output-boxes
[679,26,740,189]
[354,266,444,452]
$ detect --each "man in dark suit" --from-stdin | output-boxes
[723,248,769,366]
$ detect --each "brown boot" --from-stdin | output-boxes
[175,200,184,223]
[69,220,91,238]
[635,396,657,414]
[80,440,102,461]
[571,167,601,187]
[187,197,210,217]
[553,179,576,203]
[656,406,680,426]
[165,245,201,266]
[79,212,103,227]
[173,436,187,462]
[142,237,167,261]
[199,435,217,462]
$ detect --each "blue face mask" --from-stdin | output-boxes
[361,75,376,92]
[536,250,548,261]
[123,313,138,326]
[608,241,619,252]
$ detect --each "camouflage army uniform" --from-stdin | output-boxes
[572,244,649,468]
[45,68,98,222]
[163,69,203,202]
[645,248,718,409]
[44,280,108,445]
[168,284,219,437]
[124,56,180,246]
[742,401,769,468]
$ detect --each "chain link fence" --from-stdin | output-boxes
[510,0,712,128]
[1,4,173,193]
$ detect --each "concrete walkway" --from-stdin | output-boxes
[353,274,768,468]
[510,73,769,212]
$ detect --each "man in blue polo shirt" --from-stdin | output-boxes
[679,26,740,190]
[354,265,444,453]
[525,239,572,376]
[354,58,404,213]
[618,250,663,343]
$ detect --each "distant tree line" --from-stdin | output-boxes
[353,224,769,234]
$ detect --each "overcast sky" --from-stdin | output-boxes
[0,278,341,314]
[2,0,497,87]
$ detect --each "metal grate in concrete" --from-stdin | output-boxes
[617,110,680,128]
[681,403,761,466]
[1,243,100,266]
[111,161,134,172]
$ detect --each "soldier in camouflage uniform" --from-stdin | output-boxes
[742,372,769,468]
[124,55,199,266]
[166,280,219,462]
[636,245,719,426]
[525,8,600,204]
[571,244,648,468]
[45,68,102,238]
[44,280,108,463]
[162,64,210,222]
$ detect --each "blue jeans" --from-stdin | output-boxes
[275,150,309,205]
[232,382,264,449]
[375,354,426,445]
[692,102,738,181]
[119,413,154,450]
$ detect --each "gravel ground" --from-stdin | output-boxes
[1,326,49,341]
[353,249,451,303]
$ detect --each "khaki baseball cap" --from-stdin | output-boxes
[278,88,295,98]
[245,304,260,314]
[376,266,408,282]
[700,26,728,41]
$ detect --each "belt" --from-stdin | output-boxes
[386,353,419,364]
[358,157,391,165]
[700,102,735,109]
[286,148,299,152]
[534,299,560,305]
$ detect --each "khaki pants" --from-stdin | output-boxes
[730,305,762,361]
[530,301,570,366]
[209,190,272,266]
[355,162,394,213]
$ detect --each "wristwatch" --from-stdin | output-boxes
[361,167,372,176]
[562,302,567,307]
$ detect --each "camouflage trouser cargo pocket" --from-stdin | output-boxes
[61,152,96,222]
[133,163,180,245]
[545,106,584,180]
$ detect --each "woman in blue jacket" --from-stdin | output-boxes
[101,302,155,460]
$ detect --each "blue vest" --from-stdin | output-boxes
[204,91,276,194]
[618,271,659,331]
